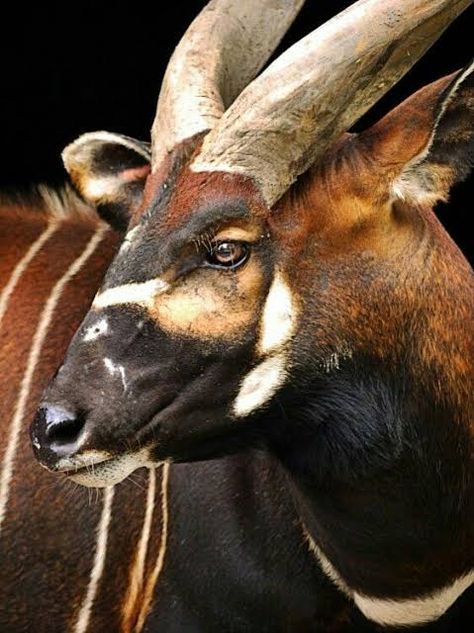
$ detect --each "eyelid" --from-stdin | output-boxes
[173,251,204,279]
[212,226,261,242]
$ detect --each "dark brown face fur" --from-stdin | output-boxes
[31,65,474,488]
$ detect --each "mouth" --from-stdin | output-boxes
[54,448,152,488]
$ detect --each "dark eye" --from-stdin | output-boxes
[205,241,249,269]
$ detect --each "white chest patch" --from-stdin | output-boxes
[258,272,297,355]
[233,353,287,418]
[83,317,109,342]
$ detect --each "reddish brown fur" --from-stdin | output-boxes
[133,73,473,426]
[267,75,474,422]
[0,195,170,632]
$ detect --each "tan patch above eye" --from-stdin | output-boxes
[149,258,264,339]
[213,225,263,242]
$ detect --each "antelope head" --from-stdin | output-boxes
[31,0,474,487]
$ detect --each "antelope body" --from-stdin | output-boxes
[2,0,474,630]
[0,193,369,631]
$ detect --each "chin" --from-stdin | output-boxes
[67,448,152,488]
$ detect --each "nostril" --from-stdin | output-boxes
[31,404,87,469]
[45,412,86,445]
[38,404,86,448]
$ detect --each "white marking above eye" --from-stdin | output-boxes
[93,278,169,310]
[83,317,109,342]
[258,272,297,355]
[233,353,287,418]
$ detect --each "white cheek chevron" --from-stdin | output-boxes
[258,272,297,355]
[233,353,288,418]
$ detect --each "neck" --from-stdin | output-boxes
[265,357,474,627]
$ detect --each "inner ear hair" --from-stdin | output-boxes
[392,61,474,207]
[62,131,151,232]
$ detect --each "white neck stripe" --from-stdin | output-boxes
[354,570,474,627]
[304,523,474,628]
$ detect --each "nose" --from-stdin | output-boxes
[30,404,86,469]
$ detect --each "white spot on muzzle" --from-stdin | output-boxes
[83,317,109,342]
[93,278,169,310]
[103,357,128,391]
[233,354,287,418]
[258,272,297,355]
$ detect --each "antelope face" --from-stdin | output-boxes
[30,0,472,486]
[31,168,301,485]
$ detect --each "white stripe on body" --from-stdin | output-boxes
[0,221,58,329]
[73,486,115,633]
[0,226,107,533]
[122,468,157,631]
[135,462,170,632]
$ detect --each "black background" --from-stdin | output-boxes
[1,1,472,262]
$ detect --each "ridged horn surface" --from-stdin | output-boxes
[192,0,472,206]
[151,0,305,171]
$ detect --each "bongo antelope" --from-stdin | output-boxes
[5,0,474,630]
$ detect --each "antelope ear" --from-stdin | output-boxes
[62,132,151,231]
[363,61,473,208]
